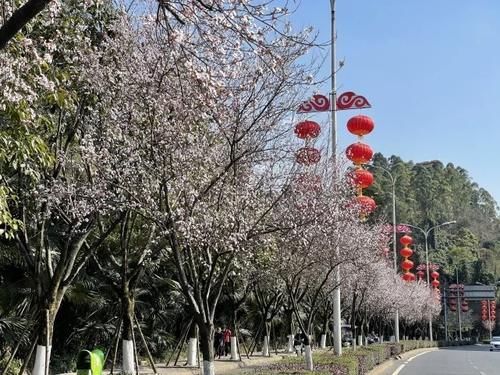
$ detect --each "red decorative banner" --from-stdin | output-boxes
[297,94,330,113]
[297,91,371,113]
[336,91,371,111]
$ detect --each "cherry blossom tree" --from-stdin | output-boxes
[75,3,315,373]
[0,2,128,374]
[266,161,386,370]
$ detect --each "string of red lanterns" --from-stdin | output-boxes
[399,234,415,282]
[293,120,322,192]
[481,300,496,322]
[448,284,468,313]
[345,115,376,215]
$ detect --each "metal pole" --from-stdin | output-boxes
[330,0,337,158]
[392,179,399,342]
[443,286,448,341]
[330,0,342,357]
[456,268,462,341]
[425,231,432,341]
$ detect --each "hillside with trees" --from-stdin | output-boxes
[368,153,500,286]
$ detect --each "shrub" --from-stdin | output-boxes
[0,356,22,375]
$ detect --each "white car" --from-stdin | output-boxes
[490,336,500,351]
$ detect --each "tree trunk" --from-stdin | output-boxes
[320,315,328,349]
[198,323,215,375]
[262,322,270,356]
[230,313,239,360]
[121,295,135,375]
[304,344,313,371]
[32,293,63,375]
[262,336,270,357]
[187,323,198,366]
[287,335,294,353]
[284,309,294,352]
[230,336,238,360]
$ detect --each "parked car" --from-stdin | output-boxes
[490,336,500,351]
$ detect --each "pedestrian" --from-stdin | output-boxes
[214,327,224,359]
[223,327,232,356]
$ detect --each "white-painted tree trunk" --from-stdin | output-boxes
[187,338,198,366]
[379,336,383,343]
[33,345,51,375]
[304,345,313,371]
[202,360,215,375]
[320,334,327,349]
[262,336,270,356]
[357,335,363,346]
[287,335,294,352]
[122,339,135,375]
[230,336,239,360]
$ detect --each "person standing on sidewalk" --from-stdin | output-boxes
[223,327,232,356]
[214,327,225,359]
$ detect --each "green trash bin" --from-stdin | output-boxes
[90,349,104,375]
[76,349,104,375]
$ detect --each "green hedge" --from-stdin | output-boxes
[249,340,471,375]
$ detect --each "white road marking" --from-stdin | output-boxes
[391,351,433,375]
[406,351,429,362]
[392,364,406,375]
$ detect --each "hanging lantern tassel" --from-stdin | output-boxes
[400,235,415,282]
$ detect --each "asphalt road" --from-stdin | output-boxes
[382,345,500,375]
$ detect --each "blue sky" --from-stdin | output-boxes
[290,1,500,204]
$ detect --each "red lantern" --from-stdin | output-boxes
[296,147,321,165]
[355,195,377,214]
[401,259,414,271]
[431,271,439,279]
[449,298,457,305]
[402,272,415,282]
[400,235,413,246]
[482,314,488,320]
[431,279,440,288]
[350,169,374,189]
[294,120,321,139]
[416,270,425,280]
[450,305,457,312]
[400,247,413,258]
[346,115,375,137]
[345,143,373,164]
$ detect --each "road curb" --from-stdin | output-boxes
[366,347,439,375]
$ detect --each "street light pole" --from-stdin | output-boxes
[400,221,456,341]
[329,0,342,356]
[443,285,449,341]
[456,268,462,341]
